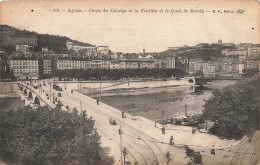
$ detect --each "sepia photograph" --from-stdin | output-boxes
[0,0,259,164]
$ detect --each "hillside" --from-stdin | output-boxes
[0,25,93,54]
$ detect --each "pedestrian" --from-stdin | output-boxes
[192,127,196,134]
[170,136,174,145]
[162,127,165,135]
[166,151,171,163]
[97,99,99,105]
[122,111,125,119]
[248,136,252,143]
[205,121,208,130]
[211,145,215,155]
[171,117,174,124]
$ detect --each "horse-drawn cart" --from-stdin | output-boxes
[109,118,117,125]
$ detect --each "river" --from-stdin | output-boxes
[0,80,237,120]
[87,80,237,121]
[0,83,24,111]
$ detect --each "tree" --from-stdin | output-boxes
[203,77,260,139]
[188,79,194,85]
[242,68,259,78]
[193,70,204,77]
[0,106,114,165]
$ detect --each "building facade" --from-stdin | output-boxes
[9,59,39,79]
[248,46,260,57]
[15,44,34,54]
[101,60,111,69]
[124,59,154,69]
[66,40,96,52]
[202,62,216,77]
[222,49,247,56]
[97,46,109,55]
[43,59,52,74]
[57,59,91,70]
[188,60,203,75]
[90,60,102,69]
[166,57,176,69]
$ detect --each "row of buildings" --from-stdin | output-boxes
[189,45,260,78]
[7,56,179,79]
[168,40,260,78]
[66,40,110,55]
[221,45,260,57]
[188,58,247,77]
[7,53,259,80]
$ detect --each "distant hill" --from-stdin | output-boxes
[0,25,93,54]
[157,45,225,61]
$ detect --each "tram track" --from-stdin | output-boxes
[73,91,169,164]
[230,134,260,165]
[60,90,156,164]
[239,136,260,165]
[34,84,149,164]
[249,144,260,164]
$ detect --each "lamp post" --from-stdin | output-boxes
[38,80,41,105]
[162,110,165,120]
[185,104,188,117]
[99,81,101,102]
[119,127,123,165]
[122,148,127,165]
[49,82,52,107]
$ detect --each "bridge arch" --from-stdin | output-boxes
[28,91,33,100]
[34,96,40,105]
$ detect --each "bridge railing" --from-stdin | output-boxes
[18,82,52,109]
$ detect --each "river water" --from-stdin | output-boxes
[88,80,237,120]
[0,97,24,111]
[0,83,24,111]
[0,80,237,120]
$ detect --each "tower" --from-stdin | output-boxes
[143,46,145,56]
[218,39,222,45]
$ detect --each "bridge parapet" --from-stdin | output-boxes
[18,83,52,108]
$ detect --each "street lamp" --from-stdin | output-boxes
[162,110,165,120]
[122,148,128,165]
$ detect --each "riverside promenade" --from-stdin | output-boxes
[17,80,259,165]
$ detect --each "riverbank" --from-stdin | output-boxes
[0,83,20,98]
[83,80,237,121]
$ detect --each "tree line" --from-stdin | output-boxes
[0,105,114,165]
[53,68,186,80]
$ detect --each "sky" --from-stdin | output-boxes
[0,0,259,53]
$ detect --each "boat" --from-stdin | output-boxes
[191,90,204,95]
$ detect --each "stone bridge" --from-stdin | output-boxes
[18,83,50,107]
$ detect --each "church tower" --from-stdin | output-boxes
[218,39,222,45]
